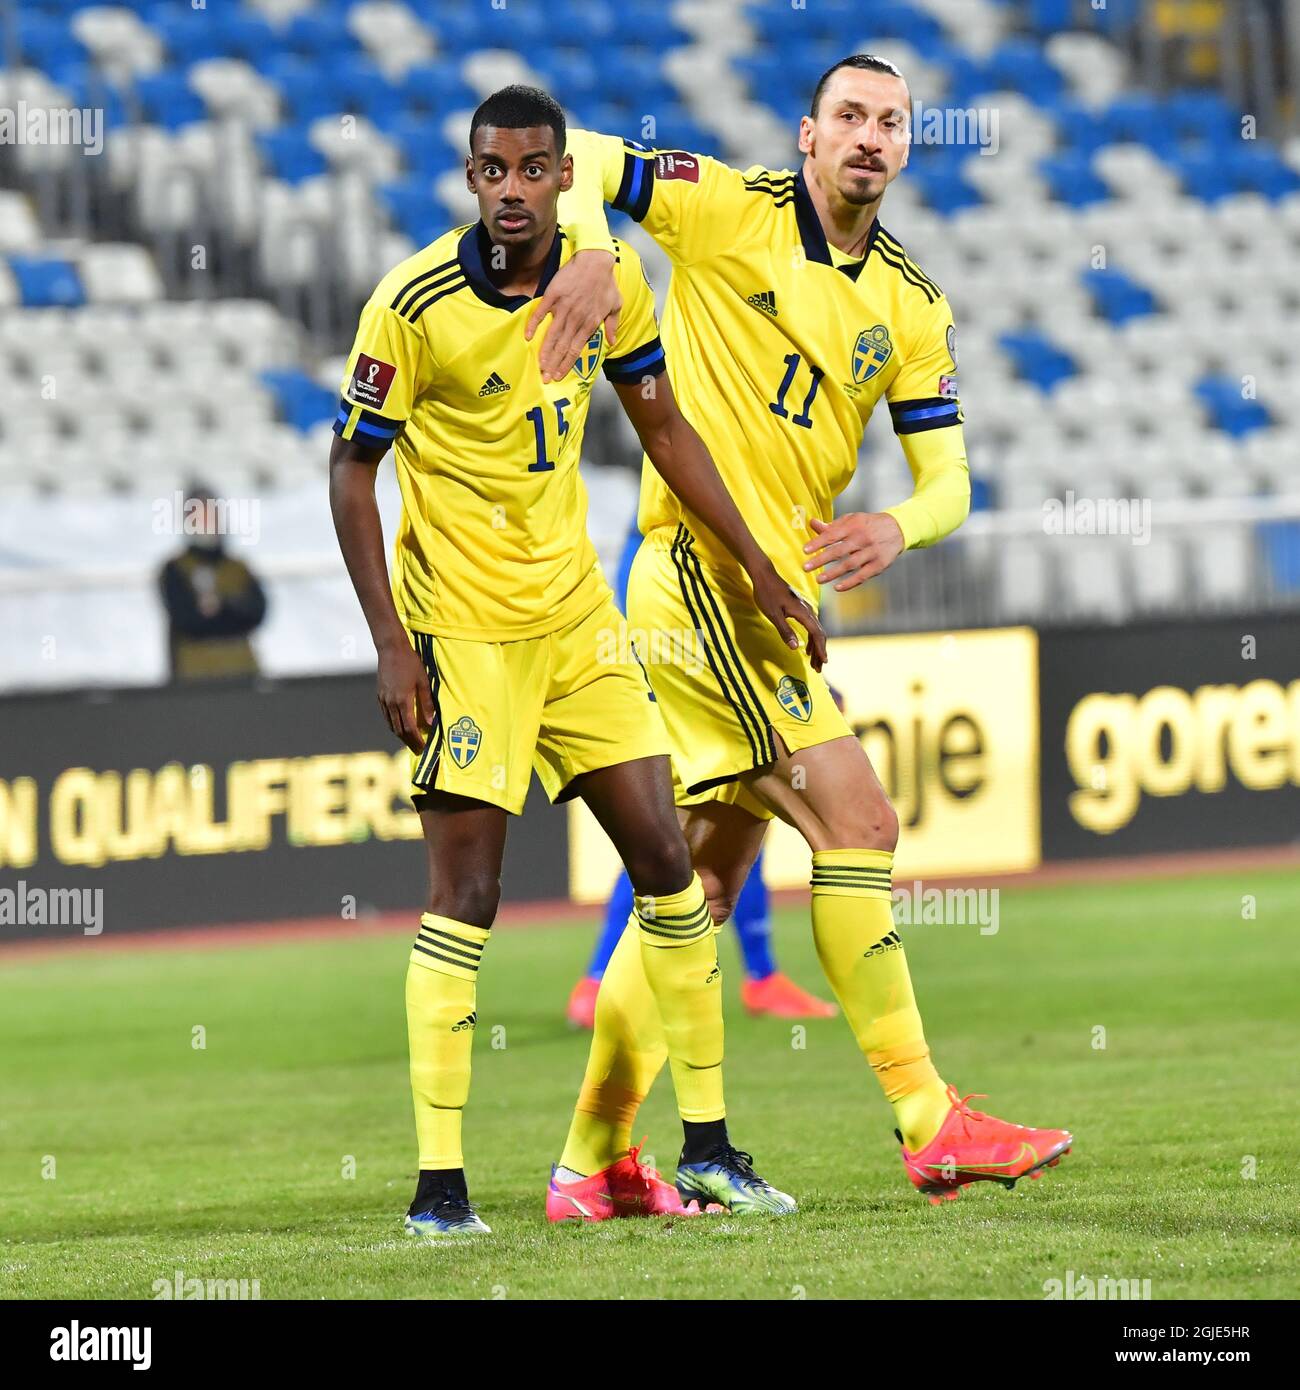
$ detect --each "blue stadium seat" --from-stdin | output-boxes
[398,62,479,116]
[44,65,129,131]
[1039,152,1112,207]
[260,370,337,432]
[1084,0,1142,32]
[1225,146,1300,201]
[610,0,688,46]
[530,50,602,103]
[379,179,446,247]
[221,11,279,64]
[942,50,994,103]
[1099,95,1181,158]
[596,50,676,107]
[256,129,329,185]
[548,3,617,47]
[145,2,234,65]
[260,59,347,125]
[1026,0,1074,32]
[908,151,983,216]
[407,1,480,52]
[1167,89,1240,144]
[1081,268,1160,325]
[860,1,946,48]
[1194,378,1272,438]
[15,11,88,70]
[133,69,206,131]
[472,3,548,50]
[1041,96,1112,156]
[285,9,362,59]
[1169,146,1239,204]
[7,256,86,308]
[999,330,1079,392]
[385,114,463,178]
[320,54,401,123]
[985,40,1066,103]
[1259,521,1300,591]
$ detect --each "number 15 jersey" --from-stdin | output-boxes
[335,221,667,640]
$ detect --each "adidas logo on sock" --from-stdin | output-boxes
[451,1012,477,1032]
[747,290,777,316]
[863,930,902,958]
[478,372,510,396]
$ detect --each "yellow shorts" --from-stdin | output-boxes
[407,592,669,815]
[627,525,852,820]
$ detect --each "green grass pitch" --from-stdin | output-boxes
[2,867,1297,1300]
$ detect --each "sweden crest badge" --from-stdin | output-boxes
[571,327,603,382]
[852,324,893,384]
[776,675,813,722]
[448,715,482,768]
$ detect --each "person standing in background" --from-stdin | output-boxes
[158,482,267,682]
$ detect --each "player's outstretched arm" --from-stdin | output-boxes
[526,247,622,385]
[526,128,628,381]
[802,427,971,591]
[328,435,434,752]
[533,129,742,380]
[612,374,828,671]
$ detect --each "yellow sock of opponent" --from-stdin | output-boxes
[406,913,490,1170]
[560,920,668,1176]
[810,850,950,1151]
[637,872,725,1125]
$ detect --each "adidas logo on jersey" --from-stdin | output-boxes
[478,372,510,396]
[747,290,777,317]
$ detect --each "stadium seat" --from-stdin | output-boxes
[6,256,86,308]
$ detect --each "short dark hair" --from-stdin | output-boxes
[469,84,566,154]
[810,54,906,117]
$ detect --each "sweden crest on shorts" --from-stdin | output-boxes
[852,324,893,384]
[776,675,812,722]
[448,715,482,768]
[571,327,603,382]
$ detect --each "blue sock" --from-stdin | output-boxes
[732,851,776,981]
[587,871,635,980]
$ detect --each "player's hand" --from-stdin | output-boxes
[376,638,435,754]
[803,512,905,591]
[749,563,828,673]
[524,249,621,383]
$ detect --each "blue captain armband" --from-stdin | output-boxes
[888,396,962,435]
[334,400,403,446]
[603,336,667,385]
[610,141,656,221]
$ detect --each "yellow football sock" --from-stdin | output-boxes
[635,872,725,1124]
[406,913,490,1170]
[810,850,951,1151]
[560,920,667,1175]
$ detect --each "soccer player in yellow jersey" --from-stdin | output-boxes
[531,56,1073,1204]
[330,87,823,1234]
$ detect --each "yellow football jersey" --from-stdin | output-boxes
[561,132,970,606]
[335,223,667,640]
